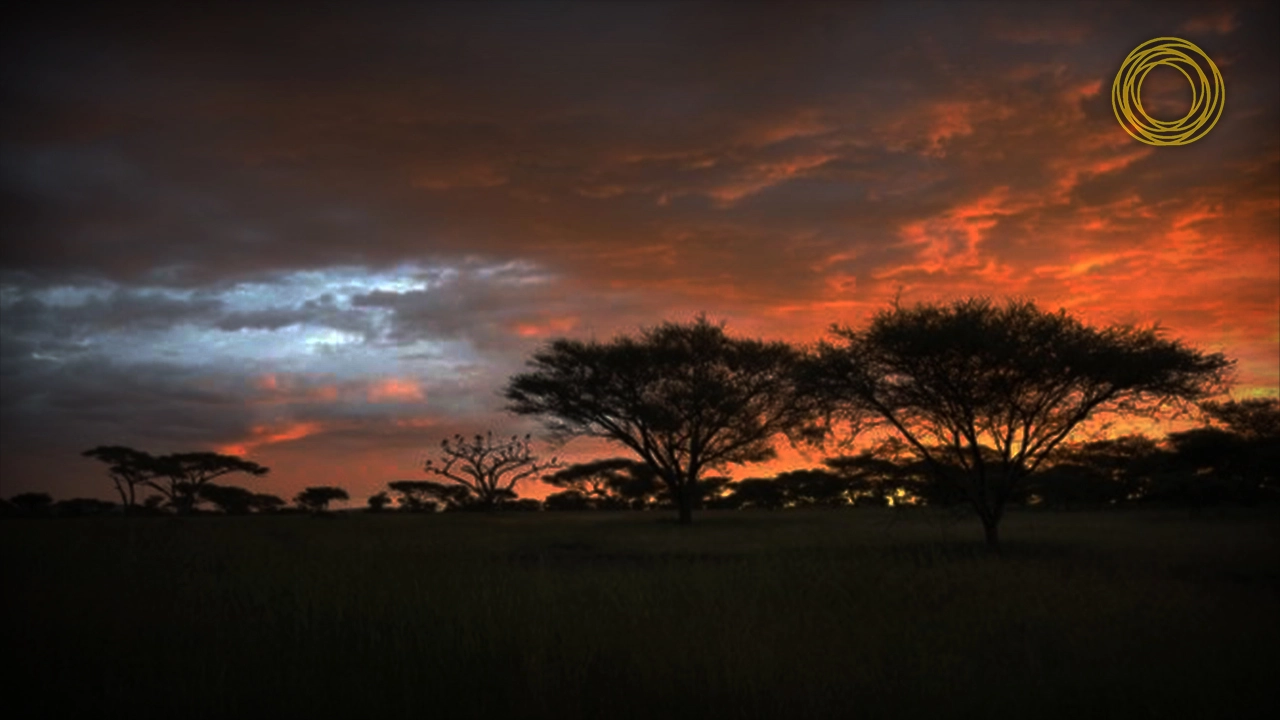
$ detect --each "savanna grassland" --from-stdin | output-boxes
[4,509,1278,720]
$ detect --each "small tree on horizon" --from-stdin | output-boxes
[806,297,1232,550]
[423,432,559,509]
[367,491,390,512]
[250,493,286,513]
[386,481,440,512]
[9,492,54,517]
[1163,397,1280,507]
[197,483,258,514]
[386,480,476,511]
[543,458,660,510]
[295,486,349,513]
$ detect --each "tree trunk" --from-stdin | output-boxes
[677,500,693,524]
[113,482,129,515]
[982,518,1001,552]
[676,484,694,524]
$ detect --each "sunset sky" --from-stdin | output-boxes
[2,1,1276,506]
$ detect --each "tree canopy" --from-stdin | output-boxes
[505,316,820,523]
[83,447,269,514]
[149,452,270,514]
[806,297,1233,548]
[82,446,159,513]
[543,458,661,510]
[295,486,349,513]
[423,432,558,509]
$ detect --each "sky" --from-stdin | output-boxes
[2,1,1277,507]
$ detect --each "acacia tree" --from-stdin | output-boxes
[1029,435,1164,509]
[367,491,390,512]
[505,316,821,524]
[197,484,258,514]
[295,486,349,513]
[543,458,660,510]
[1165,397,1280,506]
[544,458,632,501]
[807,297,1232,549]
[82,446,158,514]
[387,481,443,512]
[423,432,558,509]
[250,493,286,513]
[9,492,54,517]
[147,452,270,514]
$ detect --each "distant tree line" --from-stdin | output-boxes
[8,298,1273,550]
[4,447,354,518]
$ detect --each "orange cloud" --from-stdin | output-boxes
[879,186,1020,278]
[367,378,425,403]
[250,373,342,405]
[219,421,325,456]
[736,108,834,147]
[1049,147,1153,201]
[878,100,1014,159]
[510,316,579,337]
[705,153,838,205]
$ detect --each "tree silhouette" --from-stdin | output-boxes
[808,297,1232,549]
[1029,435,1164,509]
[367,491,390,512]
[506,316,820,524]
[53,498,117,517]
[1200,397,1280,439]
[197,484,259,514]
[544,458,629,501]
[823,448,911,506]
[146,453,270,514]
[10,492,54,517]
[543,490,593,511]
[727,478,787,509]
[773,468,855,507]
[543,457,660,510]
[386,481,439,512]
[250,493,286,513]
[1164,398,1280,507]
[423,432,558,509]
[386,480,475,511]
[295,486,349,513]
[82,446,158,514]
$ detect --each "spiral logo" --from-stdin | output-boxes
[1111,37,1225,146]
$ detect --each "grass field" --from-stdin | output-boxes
[3,508,1278,719]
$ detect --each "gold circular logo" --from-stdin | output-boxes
[1111,37,1225,146]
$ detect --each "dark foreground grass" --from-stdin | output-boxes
[3,508,1278,719]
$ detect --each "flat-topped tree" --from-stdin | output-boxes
[542,457,660,509]
[82,446,159,514]
[505,316,821,524]
[1165,397,1280,506]
[295,486,349,513]
[807,297,1232,549]
[197,484,258,515]
[148,452,270,514]
[423,432,558,509]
